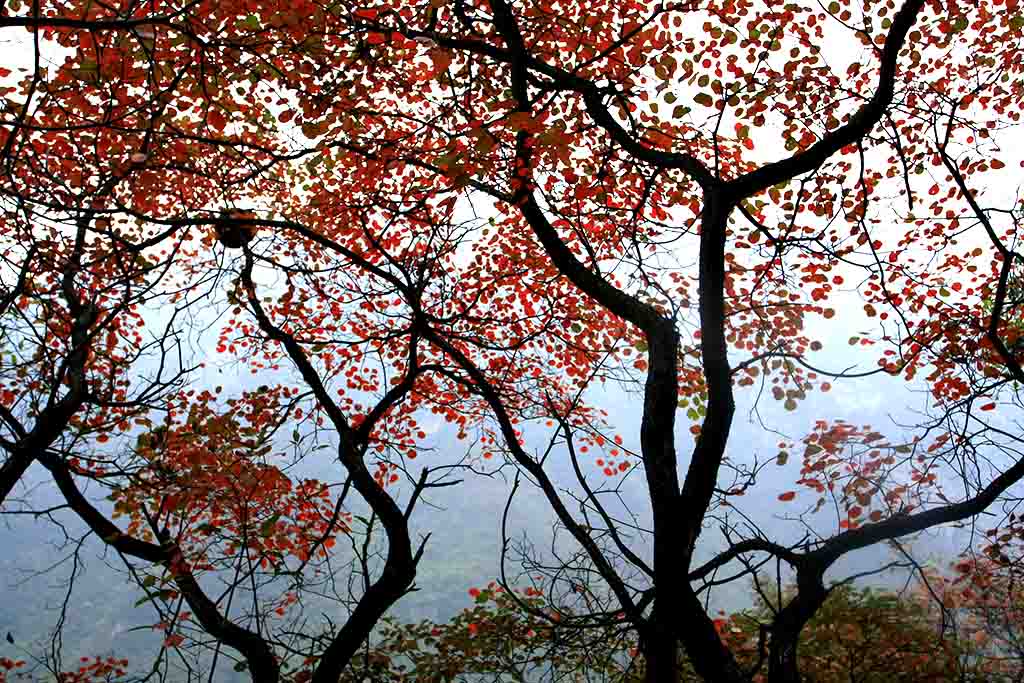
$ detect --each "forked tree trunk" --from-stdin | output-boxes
[643,592,748,683]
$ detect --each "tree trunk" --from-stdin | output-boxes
[768,632,802,683]
[643,616,680,683]
[766,571,827,683]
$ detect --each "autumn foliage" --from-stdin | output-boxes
[343,579,992,682]
[1,0,1024,680]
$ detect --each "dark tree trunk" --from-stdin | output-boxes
[766,571,828,683]
[643,604,680,683]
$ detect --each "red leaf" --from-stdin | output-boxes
[207,108,226,129]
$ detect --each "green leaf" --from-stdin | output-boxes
[134,589,176,608]
[693,92,714,107]
[260,513,281,537]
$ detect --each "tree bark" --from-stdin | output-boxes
[767,570,828,683]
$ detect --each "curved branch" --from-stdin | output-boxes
[812,452,1024,566]
[238,251,423,683]
[422,329,644,622]
[36,451,280,683]
[688,539,803,583]
[728,0,928,197]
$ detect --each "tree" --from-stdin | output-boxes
[917,552,1024,681]
[346,579,978,683]
[338,583,641,683]
[736,582,973,682]
[1,0,1024,681]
